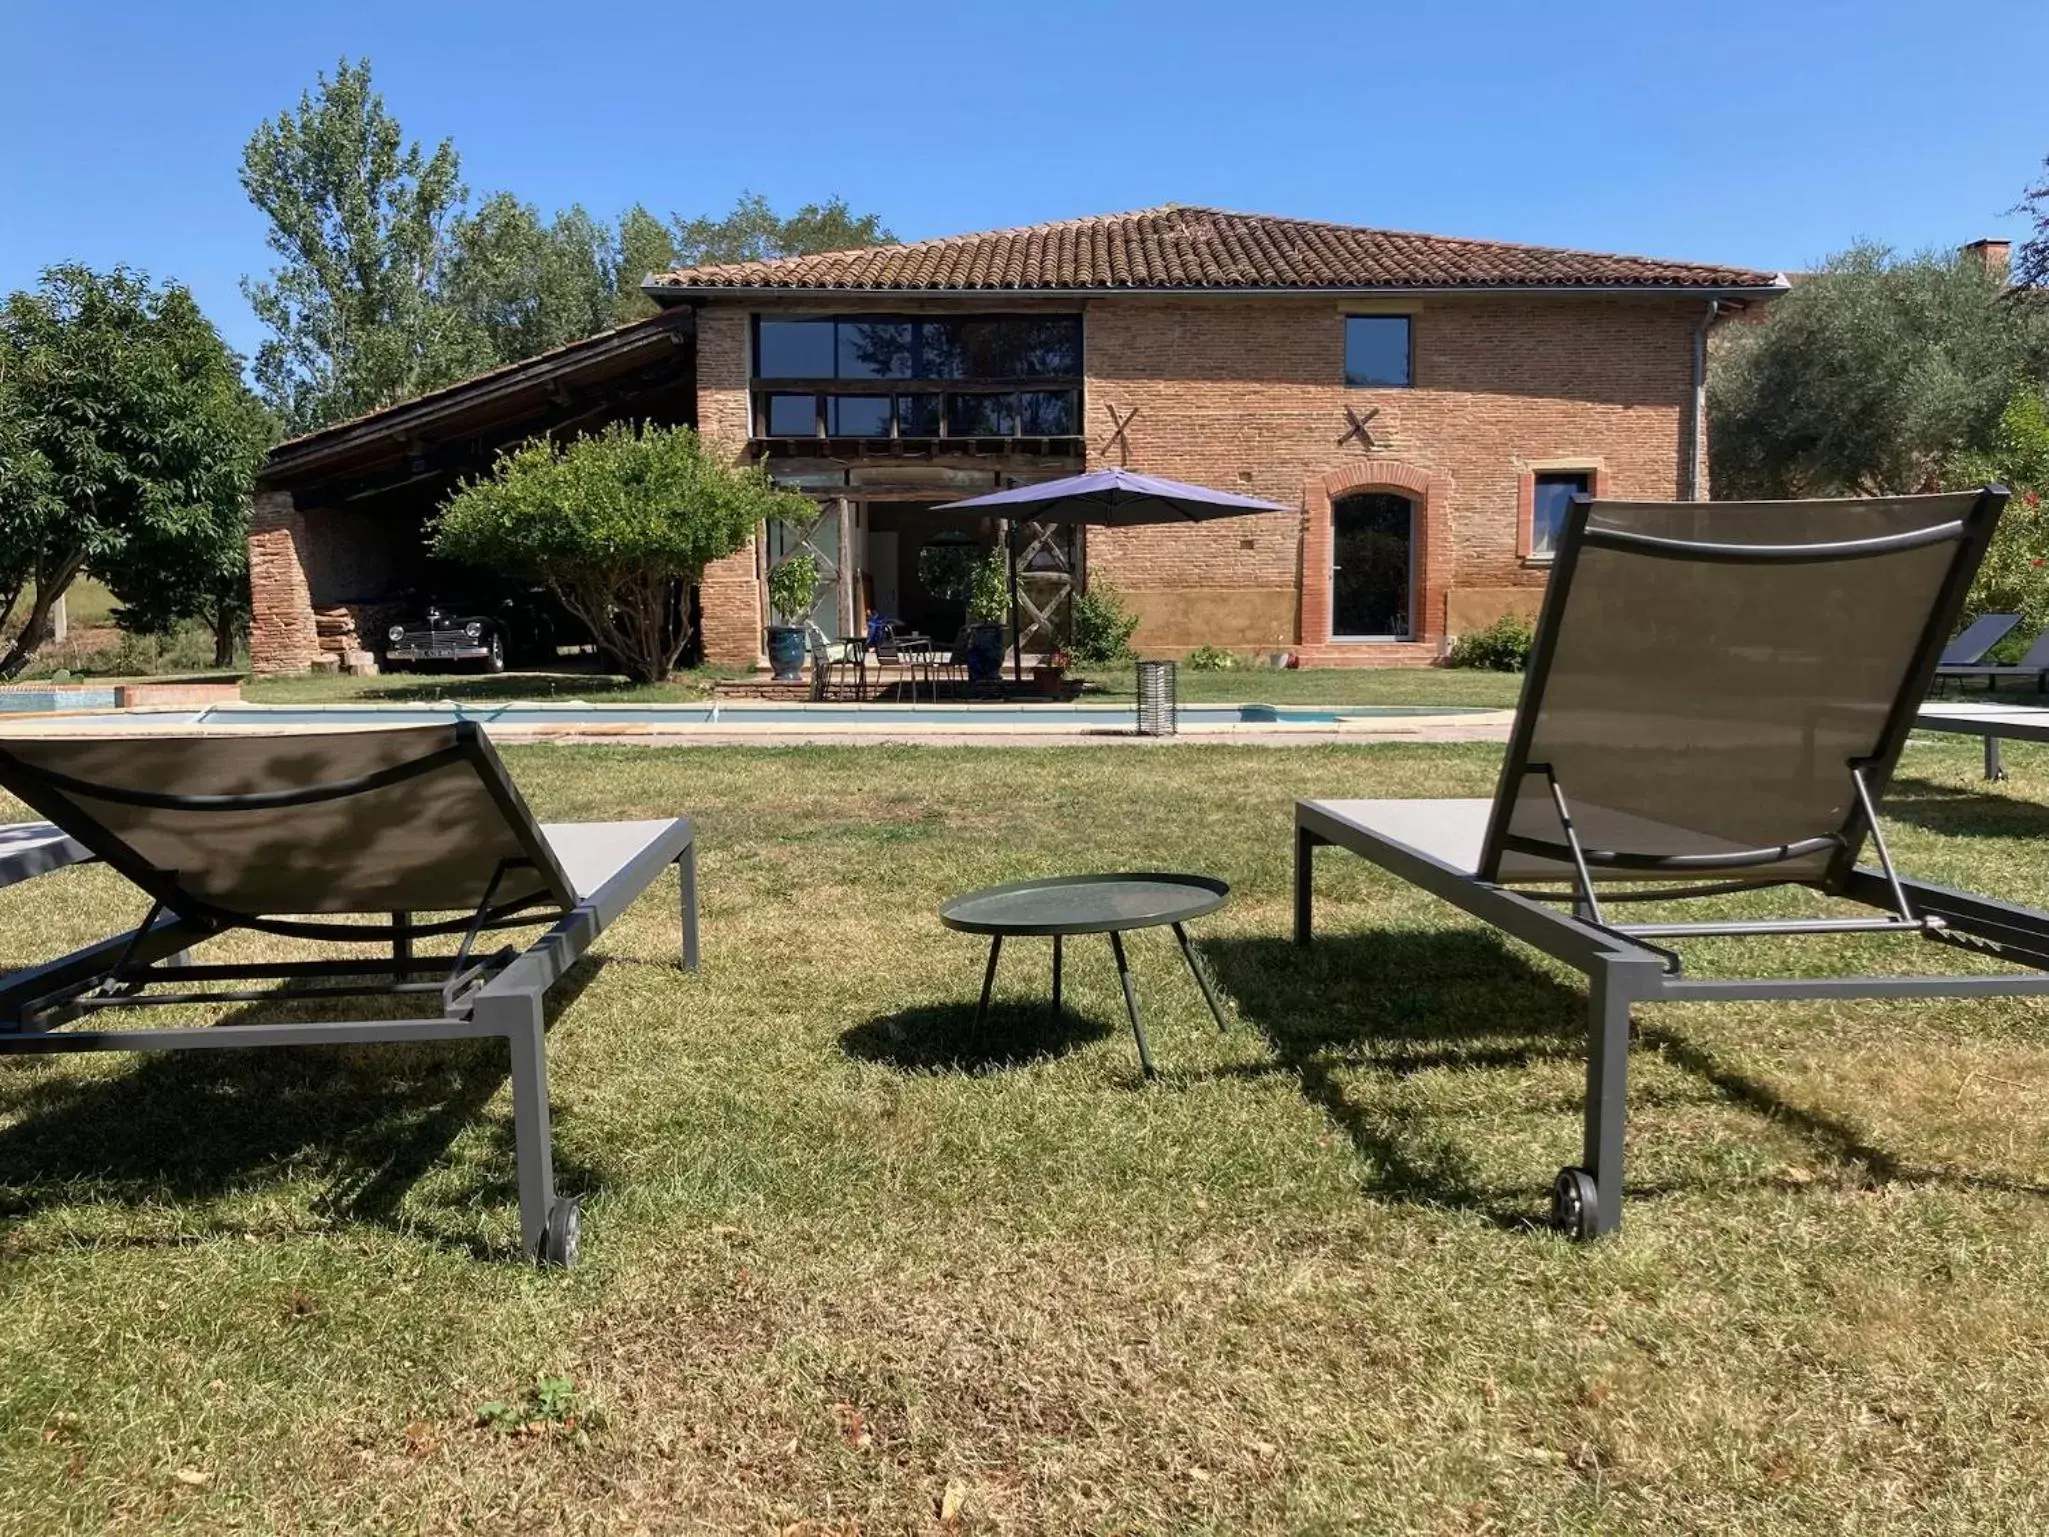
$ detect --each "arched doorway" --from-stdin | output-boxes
[1329,491,1414,640]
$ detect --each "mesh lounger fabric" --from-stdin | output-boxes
[1483,491,1992,887]
[0,726,573,918]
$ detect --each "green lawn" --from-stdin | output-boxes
[3,738,2048,1531]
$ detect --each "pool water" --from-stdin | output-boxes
[4,700,1491,732]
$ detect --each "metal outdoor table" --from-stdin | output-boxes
[939,873,1231,1077]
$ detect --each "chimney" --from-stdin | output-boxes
[1962,238,2011,275]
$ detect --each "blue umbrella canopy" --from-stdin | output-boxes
[936,466,1289,525]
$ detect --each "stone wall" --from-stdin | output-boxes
[247,489,321,674]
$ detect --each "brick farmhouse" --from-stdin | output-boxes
[249,207,1786,673]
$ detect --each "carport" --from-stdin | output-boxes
[249,311,697,674]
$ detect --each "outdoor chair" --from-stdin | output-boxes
[1935,624,2049,694]
[0,722,698,1267]
[1937,611,2021,672]
[1292,487,2049,1242]
[870,624,908,701]
[0,820,92,890]
[808,631,868,702]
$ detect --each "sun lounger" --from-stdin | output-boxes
[0,821,92,889]
[1935,625,2049,694]
[1937,611,2021,670]
[1294,487,2045,1241]
[0,722,698,1266]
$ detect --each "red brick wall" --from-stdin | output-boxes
[248,489,321,674]
[1081,294,1703,657]
[692,291,1714,664]
[695,306,766,666]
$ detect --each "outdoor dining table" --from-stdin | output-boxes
[939,872,1231,1078]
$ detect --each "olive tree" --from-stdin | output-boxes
[433,423,812,682]
[1710,243,2049,500]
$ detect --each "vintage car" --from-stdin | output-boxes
[382,594,572,673]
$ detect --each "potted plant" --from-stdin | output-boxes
[766,551,820,680]
[964,550,1011,685]
[1032,646,1072,697]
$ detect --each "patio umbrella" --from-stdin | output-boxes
[934,468,1291,680]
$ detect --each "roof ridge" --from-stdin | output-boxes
[646,206,1786,293]
[657,206,1188,279]
[1140,204,1767,278]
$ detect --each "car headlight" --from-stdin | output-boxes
[464,622,484,640]
[388,624,405,642]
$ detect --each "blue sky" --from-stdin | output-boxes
[3,0,2044,360]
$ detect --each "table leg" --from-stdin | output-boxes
[1051,933,1062,1014]
[1173,922,1227,1031]
[975,935,1003,1027]
[1108,930,1156,1080]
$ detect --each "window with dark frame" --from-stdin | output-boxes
[1529,471,1592,560]
[752,314,1082,440]
[1343,315,1412,388]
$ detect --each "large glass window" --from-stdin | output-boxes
[1530,471,1591,559]
[836,320,914,379]
[752,313,1083,438]
[947,393,1016,438]
[896,394,941,437]
[1019,390,1079,436]
[827,396,891,437]
[756,319,836,378]
[763,393,819,436]
[1344,315,1412,388]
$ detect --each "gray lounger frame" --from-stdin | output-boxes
[1917,703,2049,782]
[1295,487,2049,1240]
[0,723,698,1265]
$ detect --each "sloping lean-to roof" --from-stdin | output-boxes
[644,205,1787,297]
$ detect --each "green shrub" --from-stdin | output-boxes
[966,551,1012,624]
[767,549,821,627]
[434,423,811,681]
[1951,390,2049,632]
[1446,614,1535,672]
[1184,644,1238,671]
[1070,580,1140,663]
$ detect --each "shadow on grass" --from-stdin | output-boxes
[1205,931,1584,1227]
[0,958,608,1260]
[842,1000,1112,1075]
[1880,773,2049,841]
[1209,928,2049,1224]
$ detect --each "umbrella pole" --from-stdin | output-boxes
[1008,519,1024,685]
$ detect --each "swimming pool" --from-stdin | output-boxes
[2,699,1497,734]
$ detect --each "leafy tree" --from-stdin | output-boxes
[611,205,680,326]
[2015,152,2049,289]
[442,194,615,370]
[0,265,261,678]
[101,388,276,667]
[1949,389,2049,630]
[433,424,813,681]
[671,192,892,268]
[1710,244,2049,499]
[241,57,469,431]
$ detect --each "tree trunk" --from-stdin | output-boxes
[0,561,79,681]
[212,615,237,670]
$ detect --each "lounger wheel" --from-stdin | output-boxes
[1551,1167,1599,1242]
[540,1197,581,1268]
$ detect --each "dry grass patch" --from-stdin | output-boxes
[0,737,2047,1530]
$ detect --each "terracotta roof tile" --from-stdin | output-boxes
[648,206,1783,295]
